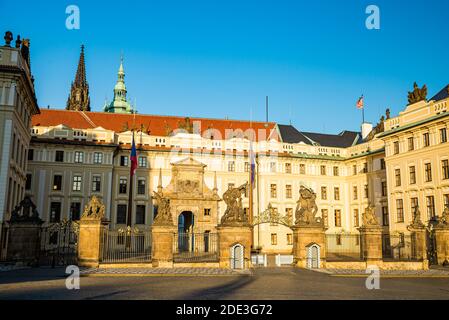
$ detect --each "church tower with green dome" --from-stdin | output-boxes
[103,57,134,113]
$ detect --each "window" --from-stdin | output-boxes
[444,194,449,208]
[363,163,368,173]
[380,159,386,170]
[228,161,235,172]
[423,133,430,147]
[425,163,432,182]
[333,166,339,176]
[353,165,357,175]
[70,202,81,221]
[285,163,292,174]
[93,152,103,164]
[53,175,62,191]
[409,166,416,184]
[427,196,435,220]
[270,184,277,198]
[442,160,449,180]
[72,175,82,191]
[285,208,293,223]
[299,164,306,175]
[382,206,389,226]
[287,234,293,245]
[138,156,147,168]
[381,181,387,197]
[285,185,292,199]
[55,150,64,162]
[411,197,419,216]
[364,184,369,198]
[25,174,32,190]
[204,208,211,216]
[334,210,342,227]
[116,204,127,224]
[244,162,250,172]
[270,162,276,173]
[137,179,146,195]
[408,137,414,151]
[50,202,61,223]
[396,199,404,223]
[395,169,401,187]
[334,187,340,201]
[321,209,328,227]
[320,165,326,175]
[120,156,128,167]
[28,149,34,161]
[92,175,101,192]
[440,128,447,143]
[321,186,327,200]
[74,151,84,163]
[119,178,127,194]
[353,209,359,227]
[353,186,358,200]
[393,141,399,154]
[336,234,342,246]
[271,233,278,245]
[136,205,146,224]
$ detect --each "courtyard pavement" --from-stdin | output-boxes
[0,266,449,300]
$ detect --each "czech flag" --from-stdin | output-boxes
[250,139,256,189]
[130,132,138,176]
[356,95,364,110]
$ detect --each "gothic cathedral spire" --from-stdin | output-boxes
[66,45,90,111]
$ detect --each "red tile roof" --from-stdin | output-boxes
[32,109,278,141]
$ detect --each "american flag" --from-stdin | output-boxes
[356,95,364,110]
[130,132,138,176]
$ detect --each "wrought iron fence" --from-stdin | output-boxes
[326,234,362,261]
[39,221,79,266]
[382,233,419,261]
[0,224,9,262]
[101,227,152,263]
[173,232,219,263]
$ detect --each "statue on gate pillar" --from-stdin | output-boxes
[220,182,248,226]
[81,196,106,221]
[153,191,174,226]
[361,204,380,227]
[295,186,322,226]
[438,205,449,228]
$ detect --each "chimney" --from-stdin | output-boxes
[361,122,373,140]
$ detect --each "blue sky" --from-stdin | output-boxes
[1,0,448,133]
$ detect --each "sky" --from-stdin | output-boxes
[1,0,448,133]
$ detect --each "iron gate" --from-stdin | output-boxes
[39,220,79,267]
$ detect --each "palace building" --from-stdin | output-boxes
[1,35,448,260]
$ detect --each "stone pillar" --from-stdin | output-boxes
[434,226,449,266]
[359,226,383,264]
[292,225,326,268]
[151,225,176,267]
[6,221,43,265]
[77,196,108,267]
[408,224,429,269]
[78,218,108,267]
[217,225,252,269]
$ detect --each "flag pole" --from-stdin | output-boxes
[127,131,134,229]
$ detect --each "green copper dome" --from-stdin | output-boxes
[103,58,134,114]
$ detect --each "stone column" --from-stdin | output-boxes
[6,197,43,265]
[6,221,43,265]
[434,226,449,266]
[407,224,429,269]
[151,225,176,267]
[292,225,326,268]
[359,226,383,264]
[217,225,252,269]
[77,196,108,267]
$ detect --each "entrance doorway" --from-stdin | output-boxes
[231,244,244,269]
[178,211,194,252]
[306,244,320,269]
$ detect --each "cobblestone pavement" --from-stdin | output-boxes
[1,267,449,299]
[318,268,449,277]
[80,267,252,276]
